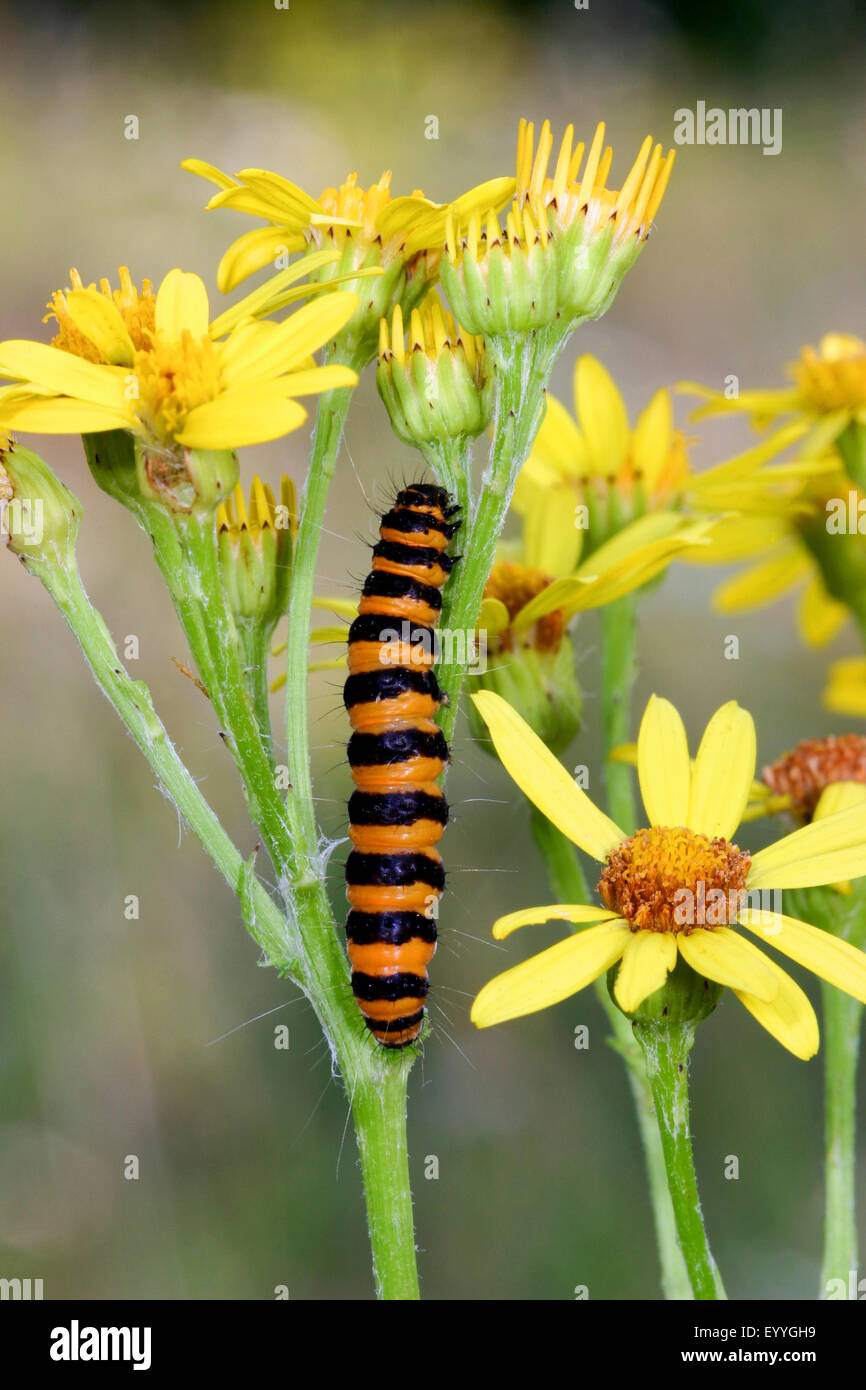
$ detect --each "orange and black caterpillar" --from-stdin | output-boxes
[344,483,461,1048]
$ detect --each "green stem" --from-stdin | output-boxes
[283,382,355,882]
[278,376,422,1299]
[32,558,293,971]
[141,504,294,878]
[353,1069,420,1300]
[237,621,275,762]
[634,1016,726,1300]
[437,327,568,742]
[821,980,862,1294]
[786,885,864,1298]
[600,593,638,834]
[530,808,692,1300]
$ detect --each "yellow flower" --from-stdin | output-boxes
[0,267,359,451]
[707,457,861,649]
[470,691,866,1058]
[516,354,808,553]
[479,511,716,641]
[441,120,674,336]
[681,334,866,447]
[183,157,514,357]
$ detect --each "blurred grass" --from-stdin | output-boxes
[1,0,865,1299]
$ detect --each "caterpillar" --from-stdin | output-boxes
[344,483,461,1049]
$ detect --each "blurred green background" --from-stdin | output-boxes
[1,0,865,1300]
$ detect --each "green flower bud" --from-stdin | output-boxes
[440,204,558,337]
[377,298,493,447]
[136,442,239,515]
[614,951,722,1027]
[467,637,582,757]
[216,476,295,629]
[0,441,81,569]
[85,429,239,517]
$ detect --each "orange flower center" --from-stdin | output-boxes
[763,734,866,818]
[599,826,751,934]
[484,561,564,652]
[47,267,156,363]
[133,331,222,447]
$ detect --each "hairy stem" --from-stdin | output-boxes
[820,980,862,1295]
[634,1016,726,1300]
[437,326,568,742]
[530,808,692,1300]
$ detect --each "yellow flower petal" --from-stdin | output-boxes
[63,290,136,367]
[681,513,791,565]
[823,658,866,717]
[522,484,583,577]
[712,547,808,613]
[471,690,625,860]
[813,782,866,820]
[216,227,305,299]
[637,695,690,828]
[155,269,210,341]
[0,341,127,409]
[181,157,238,191]
[471,920,629,1027]
[796,575,849,648]
[575,355,630,476]
[613,930,677,1012]
[249,292,359,373]
[312,596,358,619]
[477,596,510,638]
[686,702,756,840]
[527,391,589,480]
[632,388,673,491]
[732,955,819,1060]
[738,910,866,1006]
[209,248,342,339]
[0,396,132,433]
[177,385,307,449]
[677,927,778,1002]
[510,575,596,629]
[278,364,357,397]
[748,803,866,888]
[492,904,619,941]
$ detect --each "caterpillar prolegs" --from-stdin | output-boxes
[344,484,461,1048]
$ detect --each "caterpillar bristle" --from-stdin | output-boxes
[344,483,460,1049]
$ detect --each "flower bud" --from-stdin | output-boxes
[136,442,239,515]
[377,298,493,447]
[619,952,722,1026]
[216,475,295,629]
[0,441,81,569]
[441,121,674,339]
